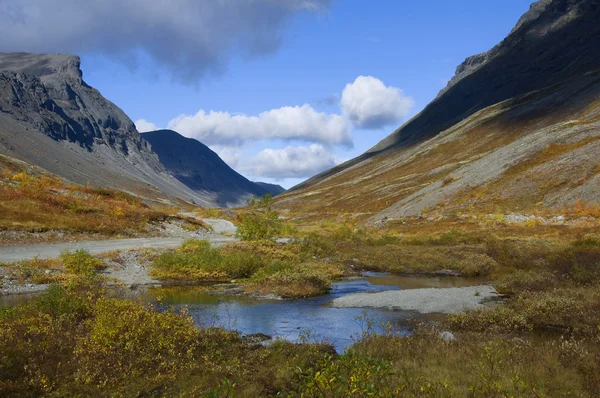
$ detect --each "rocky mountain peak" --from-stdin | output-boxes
[0,52,83,84]
[439,0,594,99]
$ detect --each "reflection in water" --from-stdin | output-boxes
[1,273,488,352]
[132,274,486,352]
[0,292,38,308]
[134,279,413,352]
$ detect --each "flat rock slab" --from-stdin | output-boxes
[331,285,499,314]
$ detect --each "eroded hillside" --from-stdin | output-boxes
[277,0,600,222]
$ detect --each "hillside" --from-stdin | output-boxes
[277,0,600,222]
[253,182,286,196]
[0,53,219,207]
[142,130,283,207]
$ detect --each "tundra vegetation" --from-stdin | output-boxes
[2,212,600,395]
[3,178,600,395]
[0,156,205,241]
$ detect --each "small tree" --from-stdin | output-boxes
[236,194,284,241]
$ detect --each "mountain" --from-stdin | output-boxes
[142,130,283,207]
[277,0,600,222]
[253,182,286,196]
[0,52,222,207]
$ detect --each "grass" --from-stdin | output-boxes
[3,219,600,395]
[0,278,334,397]
[0,159,202,237]
[2,257,65,285]
[2,277,599,396]
[1,250,109,287]
[150,239,344,298]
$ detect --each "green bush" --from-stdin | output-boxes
[151,239,264,281]
[60,249,104,275]
[236,194,290,241]
[74,298,201,393]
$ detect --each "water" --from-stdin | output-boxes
[0,273,486,352]
[130,273,485,352]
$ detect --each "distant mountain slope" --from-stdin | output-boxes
[253,182,286,196]
[142,130,281,207]
[0,53,219,207]
[278,0,600,221]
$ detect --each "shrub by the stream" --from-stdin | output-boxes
[151,239,265,281]
[0,277,336,397]
[151,239,342,298]
[60,249,104,276]
[247,261,343,298]
[236,194,295,241]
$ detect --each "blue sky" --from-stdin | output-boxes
[1,0,534,188]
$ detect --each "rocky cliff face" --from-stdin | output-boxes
[142,130,283,207]
[278,0,600,221]
[0,53,150,157]
[0,53,224,207]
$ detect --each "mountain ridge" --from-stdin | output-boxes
[142,129,284,207]
[0,52,266,208]
[277,0,600,221]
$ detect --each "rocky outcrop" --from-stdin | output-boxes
[0,53,148,156]
[0,53,223,207]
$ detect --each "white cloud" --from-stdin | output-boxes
[340,76,414,129]
[0,0,330,82]
[168,104,352,147]
[242,144,337,180]
[135,119,159,133]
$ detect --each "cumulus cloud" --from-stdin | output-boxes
[0,0,330,82]
[168,104,352,147]
[135,119,159,133]
[242,144,337,180]
[340,76,414,129]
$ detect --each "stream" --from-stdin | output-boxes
[130,273,485,352]
[0,273,486,352]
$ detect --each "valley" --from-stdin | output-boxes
[1,0,600,396]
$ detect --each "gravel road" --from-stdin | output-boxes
[330,285,500,314]
[0,217,237,263]
[192,217,237,235]
[0,236,236,263]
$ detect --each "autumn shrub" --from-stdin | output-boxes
[203,208,221,218]
[494,269,558,294]
[247,261,343,298]
[293,353,400,397]
[236,194,296,241]
[563,199,600,218]
[73,298,201,393]
[151,239,265,281]
[450,286,600,335]
[0,164,177,236]
[60,249,105,276]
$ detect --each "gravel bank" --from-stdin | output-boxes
[330,285,500,314]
